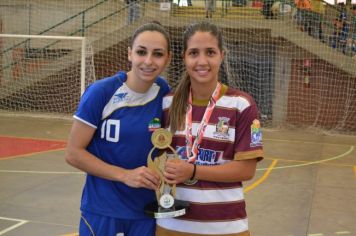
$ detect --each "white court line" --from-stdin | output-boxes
[0,217,77,235]
[0,216,28,235]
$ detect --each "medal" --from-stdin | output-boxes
[151,128,172,149]
[184,83,222,185]
[185,82,222,163]
[159,193,175,209]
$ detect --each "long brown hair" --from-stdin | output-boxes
[169,21,224,133]
[130,21,171,54]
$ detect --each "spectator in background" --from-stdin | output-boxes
[295,0,312,31]
[177,0,192,6]
[307,0,325,39]
[127,0,140,24]
[263,0,275,19]
[331,17,343,49]
[339,16,349,54]
[205,0,216,18]
[331,3,349,54]
[337,2,347,22]
[348,5,356,56]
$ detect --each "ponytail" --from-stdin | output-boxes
[169,72,190,133]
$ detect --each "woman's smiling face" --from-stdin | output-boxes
[183,31,224,87]
[128,31,171,85]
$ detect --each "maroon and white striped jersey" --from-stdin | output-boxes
[157,84,263,236]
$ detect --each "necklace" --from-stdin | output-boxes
[185,82,222,164]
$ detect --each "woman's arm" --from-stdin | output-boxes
[164,158,257,184]
[65,120,160,190]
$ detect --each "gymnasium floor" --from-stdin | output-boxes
[0,115,355,236]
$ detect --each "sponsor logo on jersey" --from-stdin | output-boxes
[148,118,161,131]
[113,92,129,103]
[250,119,262,147]
[176,146,223,165]
[213,117,230,139]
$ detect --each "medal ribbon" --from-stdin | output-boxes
[185,82,222,163]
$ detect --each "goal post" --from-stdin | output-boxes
[0,34,95,118]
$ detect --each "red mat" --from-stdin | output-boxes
[0,136,67,158]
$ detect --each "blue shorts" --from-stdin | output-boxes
[79,211,156,236]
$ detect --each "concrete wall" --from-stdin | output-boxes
[0,0,126,35]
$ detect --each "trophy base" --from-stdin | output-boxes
[144,200,190,219]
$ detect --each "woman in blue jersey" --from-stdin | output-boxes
[157,21,263,236]
[65,22,171,236]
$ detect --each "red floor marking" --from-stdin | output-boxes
[0,136,67,158]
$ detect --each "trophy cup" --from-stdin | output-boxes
[144,128,189,218]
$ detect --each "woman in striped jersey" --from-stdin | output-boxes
[157,21,263,236]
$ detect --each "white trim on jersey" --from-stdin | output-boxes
[216,95,251,112]
[73,115,97,129]
[157,218,249,235]
[102,83,160,119]
[163,95,173,110]
[175,187,244,203]
[163,93,252,113]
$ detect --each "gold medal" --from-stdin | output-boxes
[151,128,172,149]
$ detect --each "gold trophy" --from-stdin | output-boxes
[144,128,189,218]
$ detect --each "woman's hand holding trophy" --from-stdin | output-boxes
[145,128,189,218]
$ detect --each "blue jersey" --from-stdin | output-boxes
[74,71,169,219]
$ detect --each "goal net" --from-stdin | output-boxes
[0,34,95,118]
[1,0,355,134]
